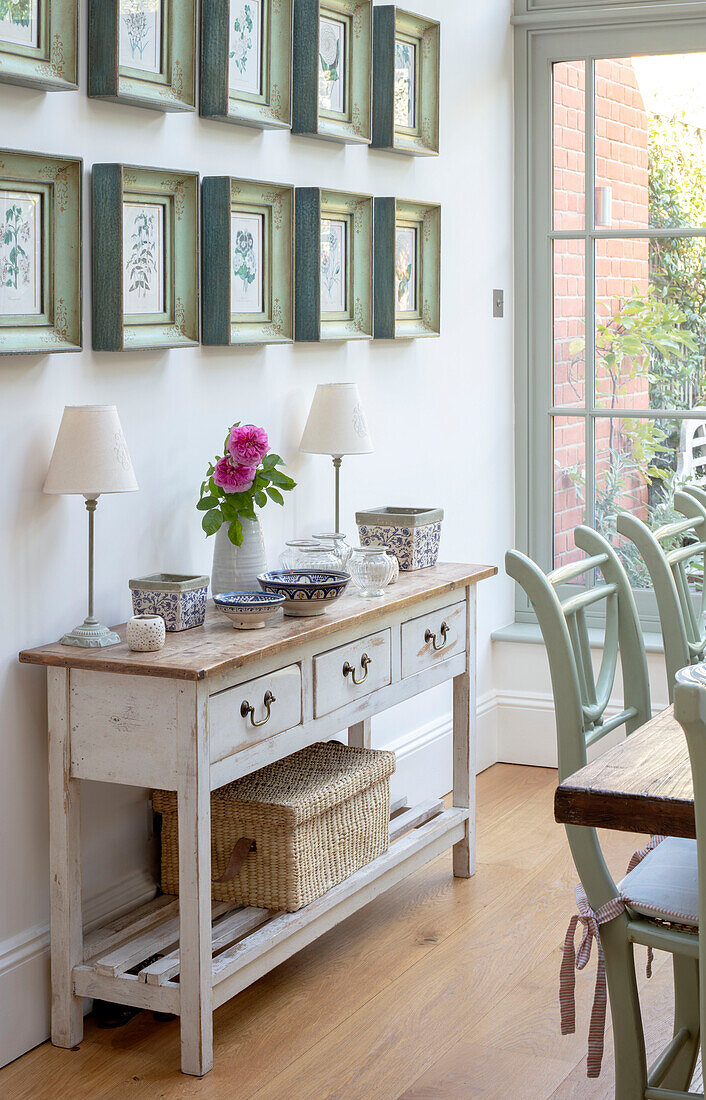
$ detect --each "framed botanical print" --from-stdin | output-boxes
[92,164,199,351]
[88,0,197,111]
[0,0,78,90]
[295,187,372,342]
[373,197,440,339]
[200,0,293,129]
[202,176,293,345]
[292,0,372,144]
[372,6,439,156]
[0,149,82,355]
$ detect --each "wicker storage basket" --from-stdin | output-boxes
[153,742,396,912]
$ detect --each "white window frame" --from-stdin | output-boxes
[513,0,706,627]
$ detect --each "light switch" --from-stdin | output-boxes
[493,289,504,318]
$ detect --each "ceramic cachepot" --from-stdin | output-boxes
[355,507,444,570]
[126,615,166,652]
[129,574,209,631]
[211,517,268,596]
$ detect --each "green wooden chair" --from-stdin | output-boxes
[675,669,706,1099]
[617,485,706,701]
[506,525,700,1097]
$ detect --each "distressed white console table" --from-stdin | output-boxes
[20,562,495,1077]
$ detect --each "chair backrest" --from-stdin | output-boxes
[677,416,706,484]
[506,525,651,783]
[617,485,706,699]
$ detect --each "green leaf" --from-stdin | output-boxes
[202,509,223,536]
[268,469,296,490]
[254,489,267,508]
[266,486,284,506]
[196,495,220,511]
[228,518,244,546]
[262,453,281,469]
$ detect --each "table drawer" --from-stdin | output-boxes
[209,665,302,763]
[401,601,466,678]
[313,629,392,718]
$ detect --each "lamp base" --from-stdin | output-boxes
[60,617,121,648]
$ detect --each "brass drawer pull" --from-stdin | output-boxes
[343,653,372,685]
[240,690,276,727]
[425,621,450,651]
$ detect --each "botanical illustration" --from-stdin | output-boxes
[318,16,344,114]
[0,190,41,317]
[394,38,415,128]
[0,0,38,48]
[229,0,261,95]
[230,211,263,313]
[320,218,346,313]
[119,0,162,75]
[122,201,164,316]
[395,226,416,313]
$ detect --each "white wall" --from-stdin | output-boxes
[0,0,514,1066]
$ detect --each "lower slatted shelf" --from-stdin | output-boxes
[73,799,466,1015]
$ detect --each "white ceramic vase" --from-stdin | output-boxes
[211,517,268,596]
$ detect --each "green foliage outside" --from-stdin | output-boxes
[564,109,706,583]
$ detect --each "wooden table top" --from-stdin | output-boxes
[18,562,496,683]
[554,706,695,838]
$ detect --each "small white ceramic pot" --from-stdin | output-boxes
[126,614,166,652]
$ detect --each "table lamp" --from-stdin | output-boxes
[44,405,139,647]
[300,383,373,533]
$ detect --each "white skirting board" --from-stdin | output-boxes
[0,701,497,1070]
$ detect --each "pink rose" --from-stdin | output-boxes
[228,424,269,468]
[213,457,256,494]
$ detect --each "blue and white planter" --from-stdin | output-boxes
[129,574,209,632]
[356,507,444,571]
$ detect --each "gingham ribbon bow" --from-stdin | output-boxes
[560,884,625,1078]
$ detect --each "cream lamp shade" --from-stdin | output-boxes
[44,405,139,497]
[299,383,373,457]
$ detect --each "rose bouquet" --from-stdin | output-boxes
[197,423,296,546]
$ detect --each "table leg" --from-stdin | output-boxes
[47,667,84,1049]
[453,588,476,878]
[178,684,213,1077]
[348,718,372,749]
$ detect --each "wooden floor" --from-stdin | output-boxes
[1,763,701,1099]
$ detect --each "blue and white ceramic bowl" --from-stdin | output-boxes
[213,591,285,630]
[257,570,351,617]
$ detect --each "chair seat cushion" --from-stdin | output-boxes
[618,836,698,927]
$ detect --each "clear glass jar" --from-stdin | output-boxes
[296,545,342,572]
[348,546,395,598]
[312,532,352,569]
[280,539,323,571]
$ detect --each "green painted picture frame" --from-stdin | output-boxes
[92,163,199,351]
[292,0,372,144]
[202,176,294,346]
[0,0,78,91]
[372,6,439,156]
[295,186,372,342]
[374,197,440,339]
[88,0,196,111]
[200,0,293,130]
[0,148,82,355]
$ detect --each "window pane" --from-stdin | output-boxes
[595,54,706,230]
[554,416,586,571]
[553,61,585,231]
[554,239,585,407]
[595,237,706,410]
[594,416,685,585]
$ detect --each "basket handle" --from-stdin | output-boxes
[215,837,256,883]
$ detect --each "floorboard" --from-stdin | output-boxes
[0,763,696,1099]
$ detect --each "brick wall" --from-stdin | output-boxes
[553,58,650,568]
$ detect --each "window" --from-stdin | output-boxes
[516,9,706,624]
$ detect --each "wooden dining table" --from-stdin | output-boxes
[554,705,696,838]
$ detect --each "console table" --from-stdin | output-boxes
[19,562,495,1077]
